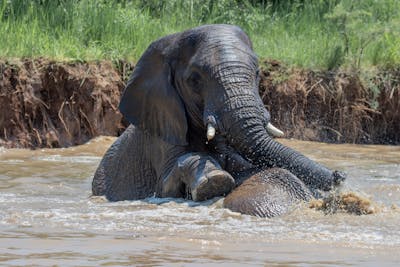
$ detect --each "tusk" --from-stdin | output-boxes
[206,124,216,141]
[266,122,284,137]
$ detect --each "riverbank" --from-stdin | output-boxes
[0,59,398,148]
[260,60,399,144]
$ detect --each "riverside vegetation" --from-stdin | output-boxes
[1,0,399,69]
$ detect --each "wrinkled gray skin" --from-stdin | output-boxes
[92,25,345,216]
[224,168,314,217]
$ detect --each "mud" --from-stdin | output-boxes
[260,60,399,144]
[0,59,130,148]
[309,192,378,215]
[0,58,399,148]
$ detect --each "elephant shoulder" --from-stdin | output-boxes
[92,125,158,201]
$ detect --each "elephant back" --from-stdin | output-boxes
[223,168,313,217]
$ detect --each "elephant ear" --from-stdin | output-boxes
[119,37,188,146]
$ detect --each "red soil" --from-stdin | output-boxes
[0,59,398,148]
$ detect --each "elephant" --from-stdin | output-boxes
[223,168,314,217]
[92,24,346,216]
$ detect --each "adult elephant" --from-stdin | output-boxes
[92,25,345,209]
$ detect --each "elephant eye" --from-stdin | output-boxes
[255,69,261,84]
[187,71,202,93]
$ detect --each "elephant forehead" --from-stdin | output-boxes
[186,24,251,46]
[190,32,256,63]
[196,42,257,68]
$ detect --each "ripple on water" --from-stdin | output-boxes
[33,155,101,164]
[1,139,400,265]
[2,189,400,246]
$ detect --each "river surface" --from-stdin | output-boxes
[0,137,399,266]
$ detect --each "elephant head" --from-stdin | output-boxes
[119,24,345,192]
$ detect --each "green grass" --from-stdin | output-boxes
[1,0,399,70]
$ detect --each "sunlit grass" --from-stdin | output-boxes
[0,0,399,70]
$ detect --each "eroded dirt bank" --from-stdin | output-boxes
[0,59,131,148]
[0,59,398,148]
[260,60,399,145]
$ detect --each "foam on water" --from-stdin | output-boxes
[33,155,101,163]
[1,137,400,266]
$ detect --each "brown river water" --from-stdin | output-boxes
[1,137,399,266]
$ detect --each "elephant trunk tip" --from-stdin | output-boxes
[333,170,347,186]
[316,170,347,192]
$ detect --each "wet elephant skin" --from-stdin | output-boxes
[92,24,345,217]
[224,168,313,217]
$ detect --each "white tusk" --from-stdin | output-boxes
[266,122,284,137]
[206,124,216,141]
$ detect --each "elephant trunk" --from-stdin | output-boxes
[222,94,344,191]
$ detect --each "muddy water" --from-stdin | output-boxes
[1,137,399,266]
